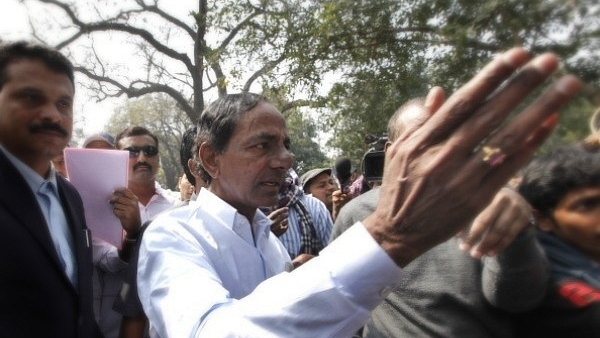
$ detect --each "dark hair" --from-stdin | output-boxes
[115,126,159,149]
[518,144,600,216]
[180,126,197,186]
[195,92,268,184]
[0,40,74,90]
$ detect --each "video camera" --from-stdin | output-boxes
[362,133,388,183]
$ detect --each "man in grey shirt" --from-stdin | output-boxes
[332,98,549,338]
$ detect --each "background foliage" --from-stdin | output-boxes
[20,0,600,188]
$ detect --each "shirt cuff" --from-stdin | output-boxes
[319,221,403,310]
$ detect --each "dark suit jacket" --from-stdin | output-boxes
[0,151,102,337]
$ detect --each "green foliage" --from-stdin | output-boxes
[25,0,600,160]
[541,96,597,153]
[318,0,600,156]
[286,111,330,174]
[104,93,191,190]
[261,85,330,173]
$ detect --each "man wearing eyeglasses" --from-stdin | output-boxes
[113,126,178,225]
[89,126,178,338]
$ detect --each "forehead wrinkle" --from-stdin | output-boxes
[249,131,278,143]
[8,61,74,94]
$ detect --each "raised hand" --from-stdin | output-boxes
[363,48,581,267]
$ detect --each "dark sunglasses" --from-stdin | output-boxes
[124,145,159,158]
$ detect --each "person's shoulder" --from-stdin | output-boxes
[153,202,199,223]
[303,194,328,211]
[343,187,380,211]
[155,183,180,204]
[331,188,380,241]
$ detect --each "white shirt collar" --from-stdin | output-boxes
[193,188,272,239]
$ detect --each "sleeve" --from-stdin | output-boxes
[307,196,334,250]
[138,221,403,338]
[112,229,146,317]
[92,238,128,273]
[481,226,549,312]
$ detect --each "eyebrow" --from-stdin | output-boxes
[15,86,73,101]
[249,131,289,144]
[14,86,43,95]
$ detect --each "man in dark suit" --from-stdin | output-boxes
[0,41,101,337]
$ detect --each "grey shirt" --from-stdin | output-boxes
[331,188,549,338]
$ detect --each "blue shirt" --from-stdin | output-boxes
[278,193,333,258]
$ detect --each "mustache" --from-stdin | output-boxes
[28,122,69,137]
[133,162,152,170]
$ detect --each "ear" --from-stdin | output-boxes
[384,141,392,152]
[199,142,219,180]
[187,158,196,175]
[533,209,554,232]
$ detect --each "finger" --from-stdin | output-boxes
[448,53,560,152]
[467,188,532,257]
[396,87,443,140]
[479,75,580,184]
[268,207,283,219]
[468,206,525,258]
[424,86,445,113]
[118,188,136,199]
[459,197,504,254]
[273,207,288,217]
[412,48,532,147]
[488,115,558,187]
[465,202,531,259]
[450,75,578,205]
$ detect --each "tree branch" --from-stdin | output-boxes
[76,66,195,121]
[134,0,196,39]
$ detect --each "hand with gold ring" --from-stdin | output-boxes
[362,48,581,268]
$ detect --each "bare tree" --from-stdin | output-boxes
[23,0,329,122]
[105,93,190,189]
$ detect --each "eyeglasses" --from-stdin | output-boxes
[123,145,159,158]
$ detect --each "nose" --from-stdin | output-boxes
[39,102,64,122]
[272,146,294,170]
[327,182,335,192]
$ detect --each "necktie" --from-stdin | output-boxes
[37,181,78,287]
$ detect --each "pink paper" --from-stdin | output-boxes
[64,148,129,248]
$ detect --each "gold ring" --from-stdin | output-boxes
[481,146,506,166]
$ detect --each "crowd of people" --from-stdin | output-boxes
[0,39,598,338]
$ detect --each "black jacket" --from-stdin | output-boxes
[0,151,102,337]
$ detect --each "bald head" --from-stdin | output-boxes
[387,97,426,142]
